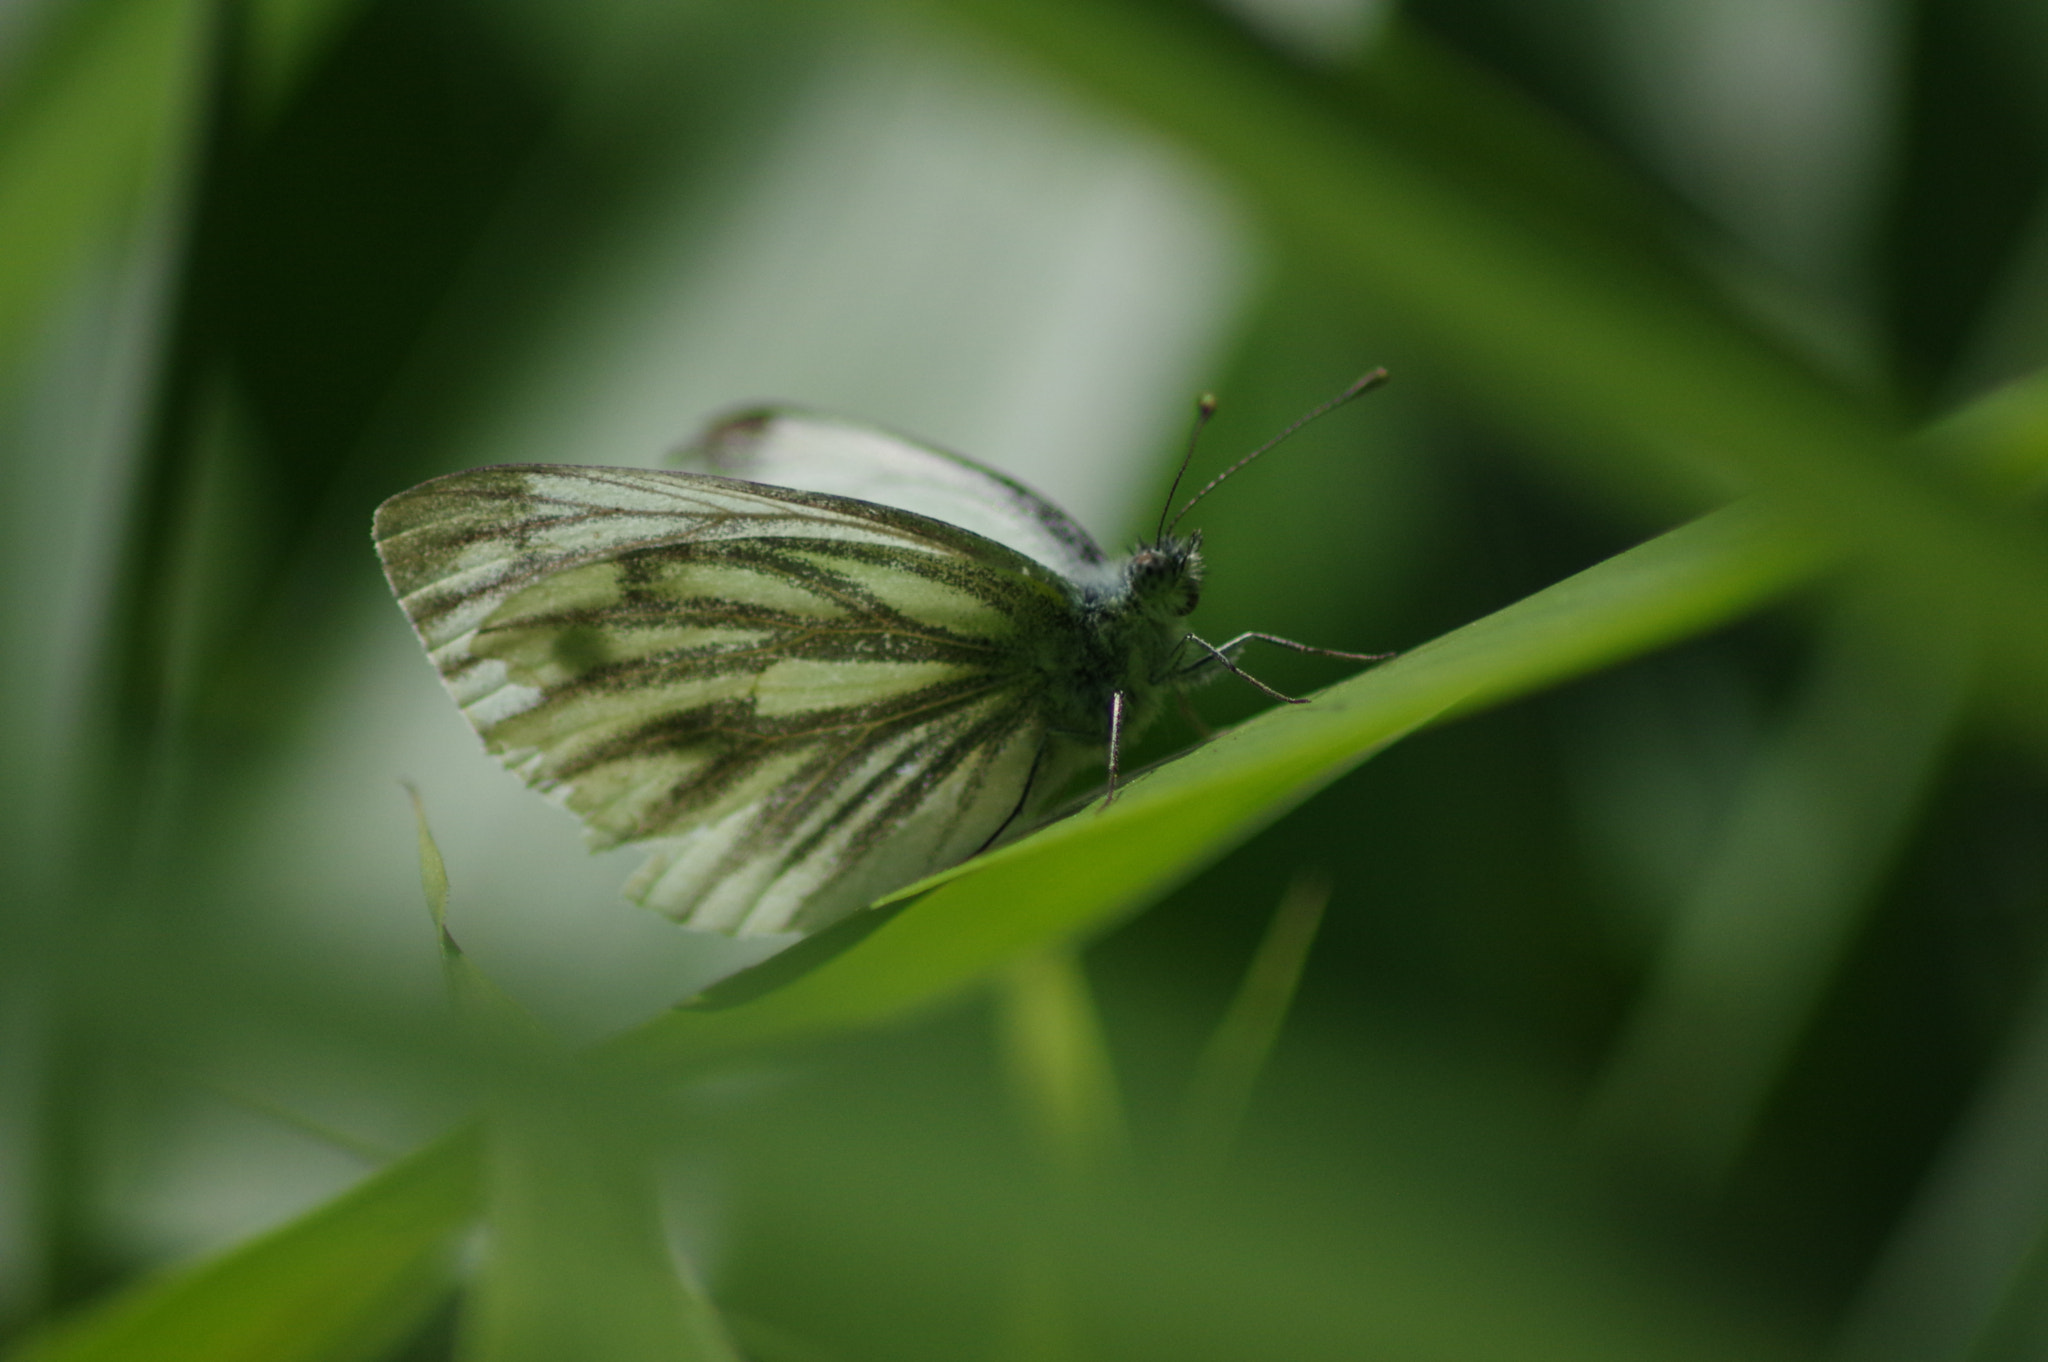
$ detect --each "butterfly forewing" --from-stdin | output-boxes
[375,462,1085,936]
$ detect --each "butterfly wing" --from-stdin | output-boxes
[374,463,1085,936]
[681,408,1116,587]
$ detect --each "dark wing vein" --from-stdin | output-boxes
[373,463,1088,936]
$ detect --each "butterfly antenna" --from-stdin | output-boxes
[1156,391,1219,543]
[1167,368,1389,534]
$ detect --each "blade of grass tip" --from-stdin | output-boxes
[405,782,452,946]
[1174,871,1331,1181]
[404,785,548,1050]
[997,947,1127,1181]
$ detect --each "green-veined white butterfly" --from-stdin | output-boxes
[373,372,1387,937]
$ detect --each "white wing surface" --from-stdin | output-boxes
[681,408,1115,588]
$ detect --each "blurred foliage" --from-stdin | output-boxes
[3,0,2048,1359]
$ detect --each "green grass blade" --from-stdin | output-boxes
[714,1046,1812,1362]
[997,947,1126,1179]
[993,948,1120,1362]
[1174,870,1330,1180]
[607,499,1820,1074]
[1584,600,1968,1183]
[0,0,204,369]
[10,1134,480,1362]
[1926,368,2048,495]
[245,0,369,115]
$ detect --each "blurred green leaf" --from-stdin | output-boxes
[713,1020,1814,1362]
[996,948,1125,1178]
[1586,597,1969,1182]
[1835,966,2048,1362]
[1174,869,1328,1179]
[1928,368,2048,495]
[244,0,366,115]
[10,1134,479,1362]
[0,0,371,366]
[0,0,202,366]
[461,1104,740,1362]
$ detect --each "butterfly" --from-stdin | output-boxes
[373,371,1387,938]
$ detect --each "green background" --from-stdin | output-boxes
[4,1,2047,1359]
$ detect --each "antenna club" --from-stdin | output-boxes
[1164,364,1391,535]
[1347,367,1391,397]
[1156,387,1223,543]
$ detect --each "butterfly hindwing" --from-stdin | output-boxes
[374,463,1084,935]
[684,408,1115,585]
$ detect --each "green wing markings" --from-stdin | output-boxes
[373,465,1089,936]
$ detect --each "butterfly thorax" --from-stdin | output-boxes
[1039,532,1204,744]
[1116,533,1204,620]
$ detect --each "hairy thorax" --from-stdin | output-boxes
[1038,535,1205,744]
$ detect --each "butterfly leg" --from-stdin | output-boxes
[1204,631,1396,663]
[975,740,1052,854]
[1104,689,1129,804]
[1175,688,1214,739]
[1182,634,1309,704]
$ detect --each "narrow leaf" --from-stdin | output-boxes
[11,1134,480,1362]
[1175,870,1330,1179]
[0,0,204,366]
[405,786,549,1049]
[1585,599,1968,1182]
[405,782,451,940]
[997,948,1126,1179]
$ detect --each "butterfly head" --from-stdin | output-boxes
[1124,532,1204,618]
